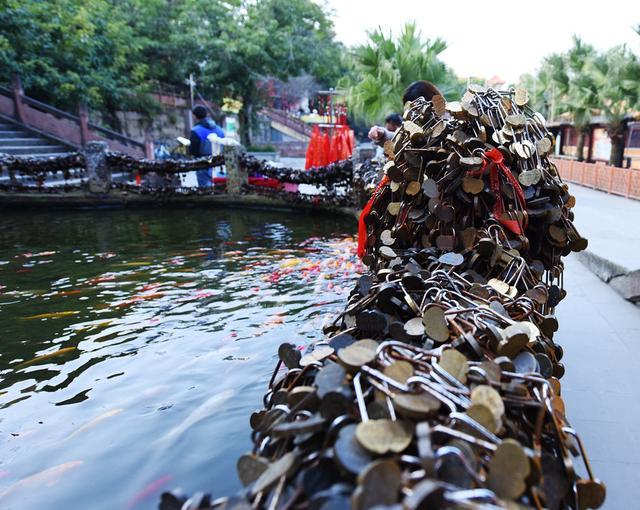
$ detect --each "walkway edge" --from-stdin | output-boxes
[575,250,640,303]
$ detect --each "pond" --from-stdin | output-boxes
[0,207,361,510]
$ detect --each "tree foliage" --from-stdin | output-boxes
[339,22,463,125]
[0,0,155,125]
[208,0,346,143]
[0,0,345,141]
[529,37,600,161]
[517,36,640,166]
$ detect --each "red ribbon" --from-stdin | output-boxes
[468,148,527,235]
[357,148,527,258]
[357,175,389,258]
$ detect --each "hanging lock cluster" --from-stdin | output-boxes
[159,86,603,510]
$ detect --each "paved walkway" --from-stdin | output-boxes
[278,156,306,170]
[570,183,640,272]
[559,254,640,509]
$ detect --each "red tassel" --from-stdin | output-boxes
[357,176,389,258]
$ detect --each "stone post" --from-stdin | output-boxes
[84,141,111,194]
[144,130,155,160]
[225,144,246,195]
[78,102,91,147]
[351,149,361,207]
[11,74,27,125]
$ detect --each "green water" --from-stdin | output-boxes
[0,208,360,510]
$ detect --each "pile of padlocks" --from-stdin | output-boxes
[106,152,223,174]
[0,151,353,193]
[160,87,605,510]
[242,155,353,186]
[0,151,85,179]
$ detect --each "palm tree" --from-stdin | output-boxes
[588,45,640,166]
[339,22,462,125]
[518,53,568,122]
[564,37,598,161]
[524,38,599,162]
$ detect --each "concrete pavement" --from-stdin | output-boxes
[558,254,640,509]
[567,183,640,302]
[278,156,306,169]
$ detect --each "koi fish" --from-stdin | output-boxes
[159,388,236,443]
[8,428,38,439]
[64,408,124,441]
[264,314,285,326]
[15,347,77,369]
[0,461,83,498]
[113,292,164,308]
[240,261,266,271]
[72,320,113,333]
[266,249,298,255]
[279,258,303,268]
[176,346,240,371]
[139,283,164,292]
[56,289,83,297]
[115,262,150,267]
[23,311,80,320]
[125,474,173,510]
[175,281,197,288]
[85,275,117,285]
[18,251,56,258]
[264,270,283,284]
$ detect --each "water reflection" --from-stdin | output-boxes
[0,208,360,510]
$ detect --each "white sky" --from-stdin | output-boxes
[325,0,640,83]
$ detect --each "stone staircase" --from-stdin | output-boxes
[0,117,74,157]
[262,108,313,140]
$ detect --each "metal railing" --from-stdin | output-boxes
[0,144,356,209]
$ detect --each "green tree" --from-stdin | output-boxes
[564,37,599,161]
[209,0,345,145]
[0,0,156,130]
[518,52,570,123]
[0,0,344,141]
[588,45,640,166]
[339,22,463,125]
[522,36,640,166]
[120,0,236,94]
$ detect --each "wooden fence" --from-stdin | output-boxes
[553,158,640,200]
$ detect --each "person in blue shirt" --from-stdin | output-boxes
[189,105,225,188]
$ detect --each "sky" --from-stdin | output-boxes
[325,0,640,83]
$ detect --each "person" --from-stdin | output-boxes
[189,105,225,188]
[384,113,402,132]
[368,80,442,146]
[373,113,402,161]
